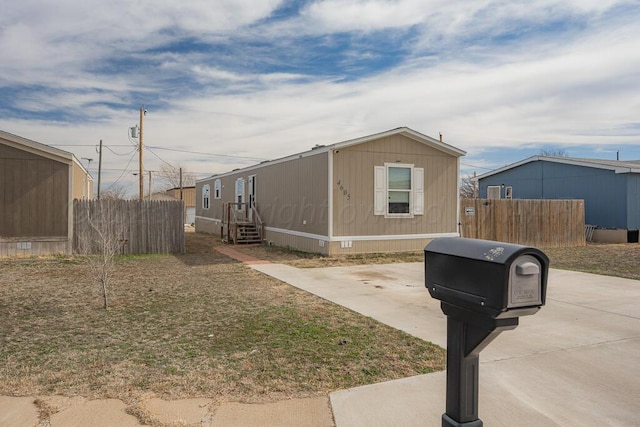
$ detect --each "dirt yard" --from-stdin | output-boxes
[0,232,444,408]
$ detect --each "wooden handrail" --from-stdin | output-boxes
[223,201,265,244]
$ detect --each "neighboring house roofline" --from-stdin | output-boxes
[149,192,180,201]
[72,155,94,181]
[1,129,93,180]
[0,129,73,165]
[167,186,196,190]
[197,127,466,183]
[327,126,466,157]
[474,155,640,181]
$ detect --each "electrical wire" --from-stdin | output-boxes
[145,146,178,170]
[104,151,138,191]
[102,144,137,156]
[146,146,267,161]
[52,144,266,161]
[460,162,494,171]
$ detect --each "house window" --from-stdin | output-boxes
[214,179,221,199]
[202,184,210,209]
[374,164,424,217]
[505,186,513,199]
[388,166,412,214]
[235,178,245,210]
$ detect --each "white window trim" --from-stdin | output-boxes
[235,178,245,210]
[202,184,211,209]
[214,179,221,199]
[487,185,501,199]
[374,163,424,218]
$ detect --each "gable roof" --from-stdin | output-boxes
[1,129,72,163]
[475,155,640,181]
[328,127,466,157]
[0,129,93,178]
[197,127,466,183]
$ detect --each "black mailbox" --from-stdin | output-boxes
[425,237,550,427]
[425,237,549,319]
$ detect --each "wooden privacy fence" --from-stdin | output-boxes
[460,199,586,247]
[74,200,185,254]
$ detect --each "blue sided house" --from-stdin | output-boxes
[475,156,640,243]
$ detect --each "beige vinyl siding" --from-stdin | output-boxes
[332,134,458,237]
[196,152,329,237]
[254,154,328,235]
[196,179,224,223]
[166,187,196,207]
[194,217,219,234]
[0,142,69,239]
[263,229,330,255]
[0,238,69,258]
[328,238,435,255]
[72,161,92,199]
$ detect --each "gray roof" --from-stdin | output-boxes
[475,155,640,181]
[197,127,466,183]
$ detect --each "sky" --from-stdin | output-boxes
[1,0,639,196]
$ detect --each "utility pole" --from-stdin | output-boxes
[97,140,103,200]
[148,170,152,200]
[473,171,478,199]
[139,107,145,200]
[180,167,184,226]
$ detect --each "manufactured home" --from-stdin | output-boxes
[196,127,466,255]
[475,155,640,243]
[0,130,93,257]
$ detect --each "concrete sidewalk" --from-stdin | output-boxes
[251,263,640,426]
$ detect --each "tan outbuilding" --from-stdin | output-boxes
[0,130,93,257]
[195,127,466,255]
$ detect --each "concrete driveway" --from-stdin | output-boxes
[251,263,640,426]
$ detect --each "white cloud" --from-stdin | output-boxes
[1,0,639,195]
[0,0,283,86]
[300,0,427,32]
[191,66,248,82]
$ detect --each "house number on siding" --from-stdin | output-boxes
[336,180,351,201]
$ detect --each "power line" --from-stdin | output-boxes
[102,144,137,156]
[52,144,266,161]
[53,144,132,147]
[104,151,138,191]
[147,146,267,161]
[460,162,494,171]
[145,146,177,169]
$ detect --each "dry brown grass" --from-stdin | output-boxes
[0,232,444,406]
[540,243,640,280]
[232,238,640,279]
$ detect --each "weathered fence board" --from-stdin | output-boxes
[460,199,585,247]
[74,200,185,254]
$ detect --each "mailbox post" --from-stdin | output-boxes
[425,237,549,427]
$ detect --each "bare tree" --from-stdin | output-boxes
[100,184,129,200]
[77,202,127,309]
[460,174,477,198]
[157,164,196,189]
[539,148,568,157]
